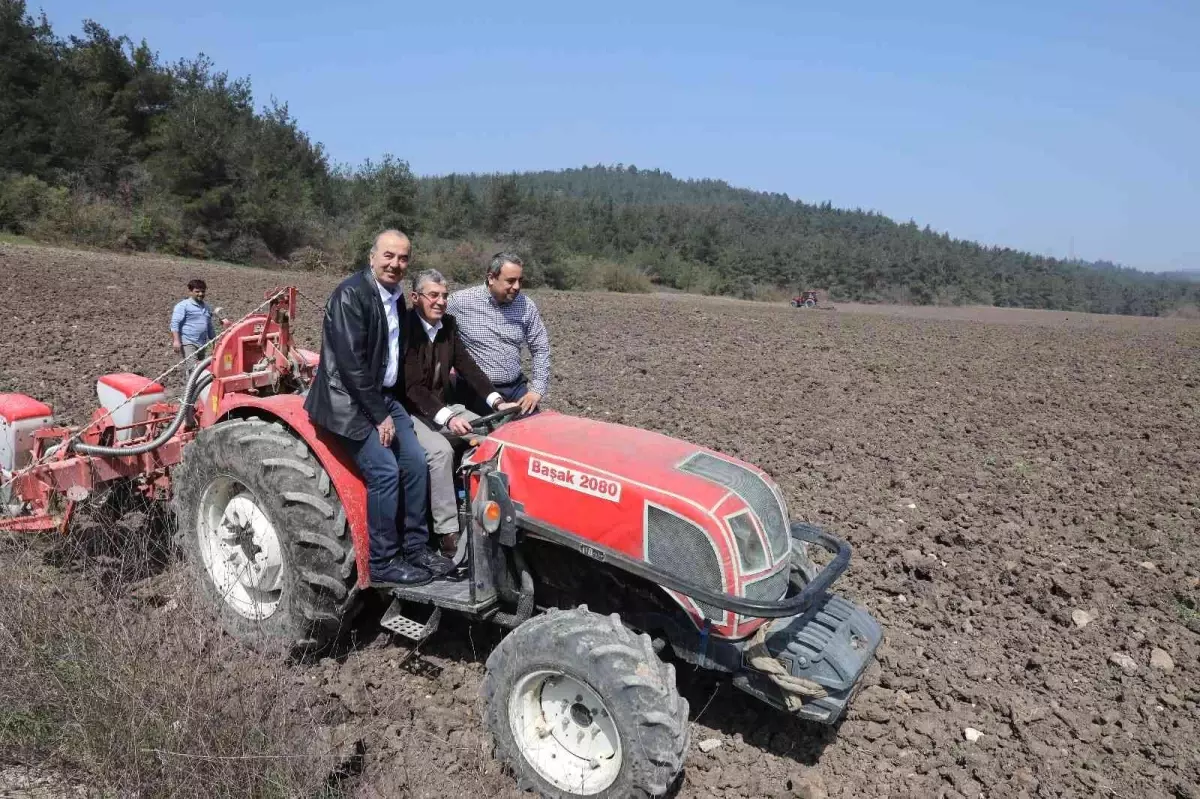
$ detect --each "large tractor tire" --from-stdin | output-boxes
[173,418,356,654]
[482,606,690,798]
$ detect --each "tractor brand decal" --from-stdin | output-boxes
[579,544,607,562]
[527,456,622,503]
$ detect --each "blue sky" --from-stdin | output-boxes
[38,0,1199,271]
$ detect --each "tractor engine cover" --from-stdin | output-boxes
[465,411,797,640]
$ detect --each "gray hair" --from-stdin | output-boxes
[369,228,409,256]
[487,251,523,280]
[411,268,447,294]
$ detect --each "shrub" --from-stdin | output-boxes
[130,198,188,254]
[225,233,279,267]
[417,239,489,287]
[285,244,334,272]
[536,255,651,293]
[0,511,345,797]
[598,261,652,293]
[0,174,54,233]
[27,191,132,249]
[676,262,725,295]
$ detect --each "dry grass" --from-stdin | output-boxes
[0,499,354,798]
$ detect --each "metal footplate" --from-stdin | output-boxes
[380,599,442,642]
[734,591,883,724]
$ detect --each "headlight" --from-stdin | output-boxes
[728,512,768,572]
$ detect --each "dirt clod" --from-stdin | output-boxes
[1151,648,1176,673]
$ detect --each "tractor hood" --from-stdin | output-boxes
[469,411,796,638]
[485,411,733,508]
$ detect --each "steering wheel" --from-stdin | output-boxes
[469,404,523,434]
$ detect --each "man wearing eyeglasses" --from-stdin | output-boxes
[403,269,517,558]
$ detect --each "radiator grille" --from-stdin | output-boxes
[680,452,789,561]
[744,567,789,603]
[645,505,724,621]
[739,567,790,626]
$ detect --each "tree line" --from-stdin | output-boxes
[1,1,1195,316]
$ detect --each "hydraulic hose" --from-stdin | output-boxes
[492,548,535,629]
[71,357,214,457]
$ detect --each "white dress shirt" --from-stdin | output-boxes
[418,313,502,426]
[375,279,402,388]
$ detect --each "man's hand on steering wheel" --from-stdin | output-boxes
[516,391,542,415]
[446,414,474,435]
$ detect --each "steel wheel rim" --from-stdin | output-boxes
[196,476,284,620]
[508,669,622,795]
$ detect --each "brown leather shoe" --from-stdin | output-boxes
[438,532,460,560]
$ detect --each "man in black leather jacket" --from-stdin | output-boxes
[304,229,454,586]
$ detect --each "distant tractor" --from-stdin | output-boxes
[787,289,835,307]
[791,290,819,308]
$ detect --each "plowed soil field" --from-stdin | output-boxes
[2,243,1198,799]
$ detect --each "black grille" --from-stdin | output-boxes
[739,567,790,625]
[744,567,789,603]
[645,505,725,621]
[679,452,789,561]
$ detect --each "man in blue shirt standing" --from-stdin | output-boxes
[169,279,218,366]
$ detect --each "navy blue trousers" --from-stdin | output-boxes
[337,398,430,567]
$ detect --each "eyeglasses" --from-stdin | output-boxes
[418,291,449,301]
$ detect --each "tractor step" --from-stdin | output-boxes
[380,600,441,641]
[388,574,495,614]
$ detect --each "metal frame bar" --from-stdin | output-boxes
[519,517,852,619]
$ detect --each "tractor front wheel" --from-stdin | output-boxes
[482,606,690,798]
[173,418,356,654]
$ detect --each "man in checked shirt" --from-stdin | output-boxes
[447,252,550,416]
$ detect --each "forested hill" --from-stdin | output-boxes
[1,1,1195,316]
[422,167,1198,315]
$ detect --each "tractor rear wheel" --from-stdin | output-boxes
[482,606,689,798]
[173,418,355,654]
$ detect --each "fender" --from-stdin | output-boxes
[215,393,371,589]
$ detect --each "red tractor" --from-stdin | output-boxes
[0,287,882,799]
[792,290,819,308]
